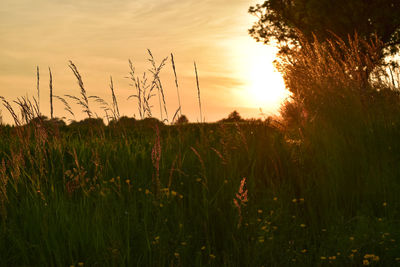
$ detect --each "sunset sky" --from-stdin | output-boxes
[0,0,289,123]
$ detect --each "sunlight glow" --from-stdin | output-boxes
[234,39,290,114]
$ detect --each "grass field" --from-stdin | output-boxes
[0,110,399,266]
[1,42,400,266]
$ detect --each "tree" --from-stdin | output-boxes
[175,115,189,125]
[219,111,244,123]
[249,0,400,58]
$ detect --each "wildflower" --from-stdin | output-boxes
[352,249,358,253]
[378,218,382,222]
[125,179,130,184]
[337,252,341,256]
[349,236,355,241]
[320,256,326,260]
[181,242,187,246]
[201,246,206,250]
[110,178,115,183]
[273,197,278,201]
[174,252,179,258]
[209,254,216,259]
[224,180,228,184]
[363,259,369,265]
[349,253,354,259]
[159,203,163,207]
[154,236,160,240]
[383,202,387,207]
[258,238,265,243]
[299,198,305,202]
[322,229,327,232]
[329,256,336,260]
[171,191,177,196]
[138,188,142,192]
[292,198,297,203]
[301,249,307,253]
[145,189,150,195]
[272,226,278,230]
[395,257,400,261]
[300,224,306,228]
[179,194,183,199]
[261,226,267,231]
[258,209,263,214]
[196,178,201,182]
[77,262,84,266]
[372,255,379,261]
[257,218,262,222]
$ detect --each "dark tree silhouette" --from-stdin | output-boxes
[175,115,189,125]
[249,0,400,58]
[219,110,244,123]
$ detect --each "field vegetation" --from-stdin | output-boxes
[1,36,400,266]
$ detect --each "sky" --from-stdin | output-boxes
[0,0,289,123]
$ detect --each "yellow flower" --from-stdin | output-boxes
[145,189,150,195]
[329,256,336,260]
[209,254,216,259]
[159,203,163,207]
[258,209,263,214]
[363,259,370,265]
[349,236,355,241]
[336,252,341,256]
[179,194,183,199]
[383,202,387,207]
[299,198,305,202]
[378,218,382,222]
[292,198,297,203]
[201,246,206,250]
[196,178,201,182]
[181,242,187,246]
[224,180,228,184]
[372,255,379,261]
[78,263,84,267]
[300,224,306,228]
[125,179,130,184]
[154,236,160,240]
[320,256,326,260]
[301,249,307,253]
[261,226,267,231]
[351,249,358,253]
[171,191,177,196]
[174,252,179,257]
[273,197,278,201]
[258,238,265,243]
[110,178,115,183]
[138,188,142,192]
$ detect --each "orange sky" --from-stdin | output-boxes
[0,0,289,123]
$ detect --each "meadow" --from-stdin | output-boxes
[1,41,400,266]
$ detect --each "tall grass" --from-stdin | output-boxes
[0,44,399,266]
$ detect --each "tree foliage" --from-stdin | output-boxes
[249,0,400,57]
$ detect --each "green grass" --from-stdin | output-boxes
[0,114,399,266]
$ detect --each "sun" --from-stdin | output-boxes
[246,43,290,111]
[233,39,290,113]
